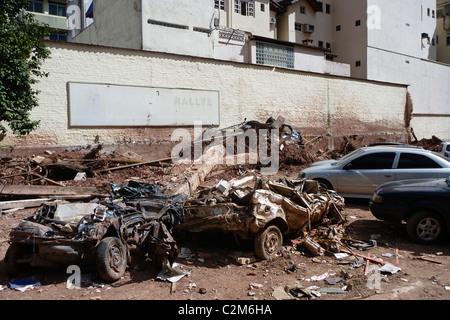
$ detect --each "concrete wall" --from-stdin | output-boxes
[367,47,450,140]
[72,0,143,50]
[0,41,408,148]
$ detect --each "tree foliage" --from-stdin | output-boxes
[0,0,50,137]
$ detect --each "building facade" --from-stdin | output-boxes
[72,0,351,76]
[26,0,93,41]
[44,0,450,140]
[436,0,450,64]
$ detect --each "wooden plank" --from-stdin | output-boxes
[96,157,172,173]
[0,198,54,210]
[0,185,109,197]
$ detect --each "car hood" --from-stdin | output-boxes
[309,159,338,167]
[302,162,336,172]
[376,178,450,194]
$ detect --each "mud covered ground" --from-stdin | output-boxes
[0,169,449,304]
[0,137,448,314]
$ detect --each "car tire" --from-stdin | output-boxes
[96,237,127,282]
[315,179,333,191]
[254,225,283,260]
[407,211,445,244]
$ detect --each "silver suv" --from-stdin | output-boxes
[299,146,450,198]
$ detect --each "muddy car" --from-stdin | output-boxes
[4,181,186,282]
[176,173,345,260]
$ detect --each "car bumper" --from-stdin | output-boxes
[369,201,404,224]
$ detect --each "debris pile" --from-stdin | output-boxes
[411,135,443,151]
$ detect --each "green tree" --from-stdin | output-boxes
[0,0,50,137]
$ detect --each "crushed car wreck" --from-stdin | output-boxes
[4,181,187,282]
[176,173,345,260]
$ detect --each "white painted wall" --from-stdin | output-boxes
[0,42,407,147]
[367,47,450,140]
[141,0,216,58]
[367,0,437,60]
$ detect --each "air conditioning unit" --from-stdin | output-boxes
[270,17,277,24]
[302,24,315,33]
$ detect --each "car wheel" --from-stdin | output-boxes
[254,225,283,260]
[407,211,445,244]
[315,179,333,191]
[96,237,127,282]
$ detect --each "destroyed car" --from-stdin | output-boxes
[176,173,345,260]
[4,181,186,282]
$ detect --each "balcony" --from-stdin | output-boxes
[29,12,70,31]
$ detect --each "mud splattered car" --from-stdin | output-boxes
[4,181,186,282]
[177,173,345,260]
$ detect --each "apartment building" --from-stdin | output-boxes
[437,0,450,64]
[67,0,449,139]
[71,0,350,76]
[25,0,93,41]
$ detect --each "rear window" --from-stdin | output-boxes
[397,153,442,169]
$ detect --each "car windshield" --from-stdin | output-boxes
[332,148,365,166]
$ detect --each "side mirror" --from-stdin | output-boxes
[343,163,353,170]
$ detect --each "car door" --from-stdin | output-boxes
[394,152,441,180]
[337,152,397,196]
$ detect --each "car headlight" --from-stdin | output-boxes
[371,192,382,203]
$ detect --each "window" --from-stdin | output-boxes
[349,153,396,170]
[326,42,331,50]
[355,60,361,67]
[355,20,361,26]
[215,0,225,11]
[427,8,430,16]
[300,6,306,14]
[261,3,265,12]
[326,4,331,14]
[27,0,43,13]
[316,1,323,12]
[256,42,294,69]
[432,10,435,18]
[148,19,189,30]
[447,33,450,46]
[49,2,66,17]
[295,23,302,31]
[235,0,254,17]
[193,27,211,34]
[336,25,341,31]
[318,41,323,48]
[49,33,67,41]
[397,153,441,169]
